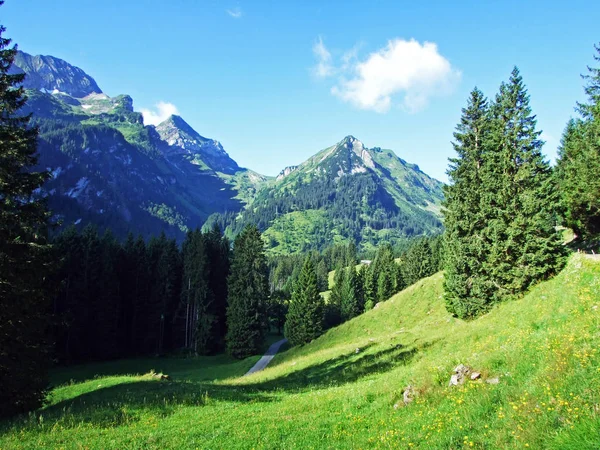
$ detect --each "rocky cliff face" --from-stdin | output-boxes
[154,115,239,174]
[10,51,102,98]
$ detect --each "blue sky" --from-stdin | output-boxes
[3,0,599,181]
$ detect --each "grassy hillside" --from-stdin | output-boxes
[1,255,598,449]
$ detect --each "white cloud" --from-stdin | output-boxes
[226,7,243,18]
[315,38,461,113]
[140,102,180,126]
[312,37,334,78]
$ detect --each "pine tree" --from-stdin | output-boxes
[325,264,344,327]
[377,267,394,302]
[285,257,324,346]
[402,239,434,287]
[315,259,329,292]
[0,14,52,417]
[484,68,564,303]
[180,229,211,353]
[226,225,269,358]
[556,45,600,242]
[443,88,491,318]
[206,224,230,351]
[363,264,377,311]
[341,267,361,321]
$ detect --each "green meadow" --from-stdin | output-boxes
[1,254,598,449]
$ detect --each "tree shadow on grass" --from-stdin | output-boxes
[245,339,437,393]
[7,378,277,431]
[2,340,434,432]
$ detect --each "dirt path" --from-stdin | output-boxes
[245,338,288,376]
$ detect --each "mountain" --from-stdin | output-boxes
[13,51,268,239]
[206,136,445,254]
[10,51,102,98]
[14,50,444,248]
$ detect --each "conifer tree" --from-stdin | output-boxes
[341,267,361,321]
[363,265,377,311]
[0,13,52,417]
[483,68,564,303]
[326,264,344,327]
[443,88,491,318]
[556,45,600,242]
[377,267,394,302]
[180,229,211,353]
[226,225,269,358]
[285,257,324,346]
[208,225,231,349]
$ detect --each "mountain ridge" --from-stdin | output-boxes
[10,50,102,98]
[14,49,444,249]
[207,135,444,253]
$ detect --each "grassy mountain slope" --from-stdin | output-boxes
[209,136,445,254]
[1,255,598,449]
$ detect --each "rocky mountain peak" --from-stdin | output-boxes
[155,115,239,174]
[332,135,374,170]
[10,50,103,98]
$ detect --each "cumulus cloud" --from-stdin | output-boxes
[226,7,243,18]
[140,102,180,126]
[312,37,334,78]
[315,38,461,113]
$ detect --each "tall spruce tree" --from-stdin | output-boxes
[556,45,600,242]
[226,225,269,358]
[285,257,325,346]
[484,68,564,303]
[205,224,230,352]
[340,266,361,322]
[443,88,491,318]
[326,264,345,327]
[180,229,211,353]
[0,14,52,417]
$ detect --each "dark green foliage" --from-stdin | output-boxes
[267,249,330,297]
[401,238,435,287]
[326,264,345,327]
[341,267,362,322]
[555,45,600,243]
[443,88,491,318]
[0,17,52,417]
[180,225,230,355]
[363,265,377,311]
[226,225,269,358]
[285,258,325,346]
[268,290,289,335]
[371,244,396,303]
[315,259,329,292]
[444,72,565,319]
[53,226,184,361]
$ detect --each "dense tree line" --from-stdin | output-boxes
[206,169,443,252]
[52,223,263,362]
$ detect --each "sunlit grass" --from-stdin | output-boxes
[0,254,598,449]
